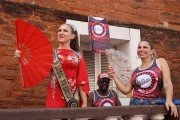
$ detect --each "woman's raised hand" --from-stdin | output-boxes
[14,50,21,59]
[108,66,116,77]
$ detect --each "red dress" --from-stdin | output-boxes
[46,49,90,108]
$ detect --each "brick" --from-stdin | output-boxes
[6,0,179,31]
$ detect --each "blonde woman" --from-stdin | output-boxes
[108,40,178,119]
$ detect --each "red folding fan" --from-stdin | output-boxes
[15,19,53,88]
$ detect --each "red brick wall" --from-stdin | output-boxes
[9,0,180,31]
[0,1,179,108]
[0,1,64,108]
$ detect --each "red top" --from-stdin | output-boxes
[46,49,90,108]
[131,60,163,99]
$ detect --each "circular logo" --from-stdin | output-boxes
[94,24,103,34]
[91,22,107,38]
[67,98,79,108]
[98,98,114,107]
[132,70,158,94]
[136,74,152,88]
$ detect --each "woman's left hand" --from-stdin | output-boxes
[165,101,178,117]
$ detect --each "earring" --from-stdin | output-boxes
[151,54,154,59]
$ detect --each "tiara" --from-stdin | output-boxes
[65,22,77,31]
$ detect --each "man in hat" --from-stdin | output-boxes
[88,73,123,120]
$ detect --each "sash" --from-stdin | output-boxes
[52,50,79,107]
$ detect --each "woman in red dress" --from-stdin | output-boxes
[46,23,90,108]
[14,23,90,108]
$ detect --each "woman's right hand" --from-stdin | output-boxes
[108,66,116,78]
[14,50,21,59]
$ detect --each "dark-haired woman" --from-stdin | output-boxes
[46,23,90,108]
[15,23,90,108]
